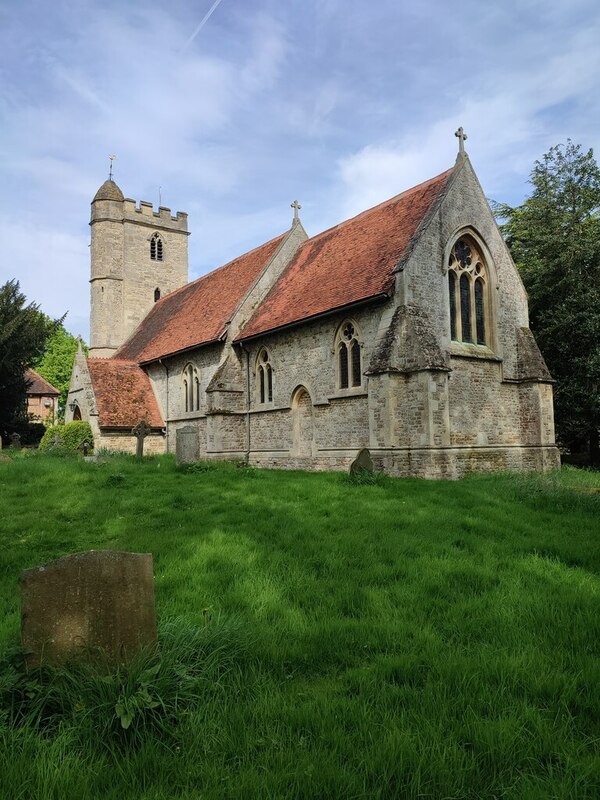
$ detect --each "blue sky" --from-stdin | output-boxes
[1,0,599,339]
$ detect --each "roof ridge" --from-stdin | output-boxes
[303,167,453,246]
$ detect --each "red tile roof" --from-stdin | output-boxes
[116,233,287,363]
[237,169,452,340]
[25,369,60,396]
[87,359,164,428]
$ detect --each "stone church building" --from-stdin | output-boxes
[67,136,560,477]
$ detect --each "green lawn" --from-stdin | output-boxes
[1,454,599,799]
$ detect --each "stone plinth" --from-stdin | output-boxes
[21,551,157,669]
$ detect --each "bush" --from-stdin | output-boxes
[39,421,94,453]
[1,422,46,448]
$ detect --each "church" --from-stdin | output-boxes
[66,133,560,478]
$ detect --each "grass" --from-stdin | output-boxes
[0,453,599,799]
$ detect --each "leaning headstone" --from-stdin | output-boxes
[21,551,157,669]
[10,433,21,450]
[132,420,151,458]
[349,447,374,475]
[176,425,200,465]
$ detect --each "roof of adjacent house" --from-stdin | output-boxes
[116,232,287,364]
[25,369,60,396]
[87,359,164,428]
[236,169,452,340]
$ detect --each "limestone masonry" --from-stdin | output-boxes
[67,141,560,478]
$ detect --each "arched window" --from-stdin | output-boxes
[182,363,200,412]
[150,233,163,261]
[448,236,488,345]
[154,287,161,302]
[256,349,273,404]
[336,320,362,389]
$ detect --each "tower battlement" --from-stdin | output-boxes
[123,198,188,230]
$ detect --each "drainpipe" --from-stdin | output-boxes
[240,343,251,463]
[159,359,170,451]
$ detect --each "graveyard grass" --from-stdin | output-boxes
[0,455,599,800]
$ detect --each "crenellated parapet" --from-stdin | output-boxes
[122,199,189,231]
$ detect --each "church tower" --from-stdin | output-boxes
[89,178,189,357]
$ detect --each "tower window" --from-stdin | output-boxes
[154,287,161,302]
[150,233,163,261]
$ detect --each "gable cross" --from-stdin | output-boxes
[132,420,151,459]
[454,127,467,156]
[291,199,302,222]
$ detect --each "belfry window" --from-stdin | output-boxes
[336,320,362,390]
[150,233,163,261]
[256,349,273,404]
[182,363,200,412]
[448,237,488,345]
[154,287,161,302]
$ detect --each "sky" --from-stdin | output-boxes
[1,0,599,340]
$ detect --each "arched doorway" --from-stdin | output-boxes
[291,386,314,457]
[73,405,82,421]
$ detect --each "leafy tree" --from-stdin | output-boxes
[0,280,61,432]
[495,141,600,463]
[34,324,87,418]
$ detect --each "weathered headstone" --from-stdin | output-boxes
[176,425,200,465]
[349,447,374,475]
[132,420,151,458]
[10,432,21,450]
[50,434,63,449]
[81,439,91,457]
[21,551,157,669]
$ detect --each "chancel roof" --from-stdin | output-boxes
[116,233,287,364]
[87,359,163,428]
[236,169,452,340]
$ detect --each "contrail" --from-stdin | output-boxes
[182,0,225,51]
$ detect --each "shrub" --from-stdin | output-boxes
[39,421,94,453]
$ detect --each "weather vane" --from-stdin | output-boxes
[108,154,117,180]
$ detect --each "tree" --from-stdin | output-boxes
[0,280,61,431]
[495,141,600,463]
[34,323,87,419]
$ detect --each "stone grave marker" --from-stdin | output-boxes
[10,432,21,450]
[349,447,374,475]
[176,425,200,465]
[81,439,91,457]
[21,551,157,669]
[50,434,63,449]
[132,420,151,458]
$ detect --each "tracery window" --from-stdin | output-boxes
[336,320,362,389]
[182,363,200,412]
[150,233,163,261]
[256,349,273,404]
[448,237,487,345]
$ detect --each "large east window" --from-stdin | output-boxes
[448,237,487,345]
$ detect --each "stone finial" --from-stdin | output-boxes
[291,199,302,223]
[455,127,467,156]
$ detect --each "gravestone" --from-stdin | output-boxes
[21,551,157,669]
[50,434,63,449]
[349,447,374,475]
[81,439,91,457]
[10,433,21,450]
[132,420,151,458]
[176,425,200,465]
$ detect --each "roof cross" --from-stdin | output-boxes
[454,127,467,156]
[291,199,302,222]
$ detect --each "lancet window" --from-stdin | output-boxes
[448,237,487,345]
[256,349,273,404]
[336,320,362,390]
[150,233,164,261]
[182,363,200,412]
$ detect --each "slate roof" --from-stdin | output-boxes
[25,369,60,396]
[236,169,452,340]
[116,233,287,364]
[87,359,164,428]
